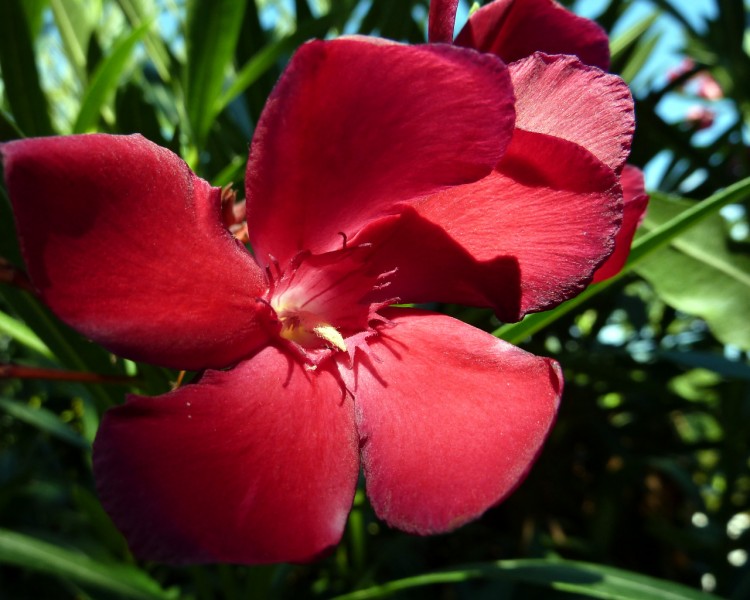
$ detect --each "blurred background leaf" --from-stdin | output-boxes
[637,193,750,350]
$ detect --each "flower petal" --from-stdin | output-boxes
[510,53,634,172]
[93,346,359,564]
[245,38,515,267]
[428,0,459,43]
[354,308,561,534]
[356,130,622,321]
[1,134,273,370]
[593,165,649,282]
[455,0,610,70]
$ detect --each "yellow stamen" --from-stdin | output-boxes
[277,308,347,352]
[313,324,347,352]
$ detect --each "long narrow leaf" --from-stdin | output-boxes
[20,0,48,38]
[216,11,343,115]
[0,109,24,142]
[0,529,178,600]
[620,33,661,84]
[331,558,720,600]
[0,310,54,358]
[185,0,247,144]
[0,397,88,448]
[50,0,100,85]
[115,0,172,82]
[73,23,149,134]
[496,175,750,343]
[609,11,659,63]
[0,0,54,136]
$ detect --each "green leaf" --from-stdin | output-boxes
[20,0,48,38]
[636,193,750,350]
[0,397,88,448]
[211,155,246,188]
[185,0,247,144]
[114,82,167,143]
[496,176,750,344]
[215,10,343,116]
[0,528,178,599]
[0,109,24,142]
[73,22,149,134]
[0,310,54,358]
[331,559,720,600]
[609,11,659,64]
[619,32,661,84]
[115,0,172,82]
[0,0,54,136]
[50,0,101,85]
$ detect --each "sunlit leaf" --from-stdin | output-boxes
[185,0,246,144]
[115,0,172,83]
[619,32,661,84]
[636,193,750,350]
[50,0,101,85]
[609,10,658,65]
[73,23,149,134]
[0,310,53,358]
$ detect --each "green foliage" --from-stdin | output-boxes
[0,0,53,136]
[184,0,248,147]
[73,22,150,134]
[0,1,749,599]
[637,194,750,350]
[0,528,178,599]
[331,559,723,600]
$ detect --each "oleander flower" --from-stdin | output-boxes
[429,0,649,284]
[1,27,633,563]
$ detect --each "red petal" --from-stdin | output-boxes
[428,0,459,43]
[356,130,622,321]
[1,135,273,370]
[355,308,561,534]
[510,53,634,172]
[593,165,649,282]
[93,347,359,564]
[455,0,610,70]
[245,38,515,268]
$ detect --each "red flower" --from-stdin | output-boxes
[2,27,632,563]
[431,0,649,284]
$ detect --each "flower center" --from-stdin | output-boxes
[275,306,347,352]
[264,245,396,362]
